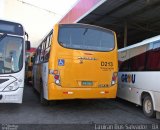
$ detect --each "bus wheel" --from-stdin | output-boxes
[40,85,49,106]
[143,95,155,118]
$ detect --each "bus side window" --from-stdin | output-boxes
[45,49,50,61]
[146,47,160,71]
[38,46,41,63]
[48,34,52,47]
[35,47,40,64]
[119,59,130,71]
[40,43,46,62]
[41,41,46,62]
[44,34,52,62]
[44,47,50,61]
[130,52,146,71]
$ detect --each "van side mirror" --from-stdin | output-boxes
[26,41,31,50]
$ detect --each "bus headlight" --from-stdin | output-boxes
[3,81,19,92]
[111,72,118,86]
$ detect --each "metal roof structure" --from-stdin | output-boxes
[78,0,160,48]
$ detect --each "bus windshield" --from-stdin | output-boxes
[0,34,23,74]
[58,24,115,51]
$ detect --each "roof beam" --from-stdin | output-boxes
[90,0,160,31]
[102,22,160,33]
[130,23,160,33]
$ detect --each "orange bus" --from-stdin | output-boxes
[32,23,118,105]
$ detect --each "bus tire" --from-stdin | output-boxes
[40,83,49,106]
[143,95,156,118]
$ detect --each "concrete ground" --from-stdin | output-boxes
[0,85,159,130]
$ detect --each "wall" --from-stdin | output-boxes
[1,0,60,47]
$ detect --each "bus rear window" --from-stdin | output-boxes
[58,25,115,51]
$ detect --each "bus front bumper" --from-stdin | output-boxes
[48,84,117,100]
[0,88,23,103]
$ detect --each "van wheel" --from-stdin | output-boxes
[143,96,155,118]
[40,83,49,106]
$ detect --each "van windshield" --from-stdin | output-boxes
[58,24,115,51]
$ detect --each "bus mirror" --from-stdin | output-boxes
[26,41,31,50]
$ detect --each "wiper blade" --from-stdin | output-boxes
[83,28,88,35]
[0,33,7,42]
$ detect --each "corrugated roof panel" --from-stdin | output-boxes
[78,0,160,48]
[91,0,128,16]
[111,0,151,17]
[136,6,160,20]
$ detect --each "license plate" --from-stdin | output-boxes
[82,81,93,86]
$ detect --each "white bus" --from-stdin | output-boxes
[118,35,160,118]
[0,20,30,103]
